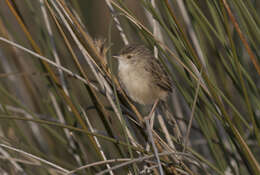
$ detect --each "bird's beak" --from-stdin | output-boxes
[112,55,121,59]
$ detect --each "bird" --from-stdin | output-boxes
[113,44,172,106]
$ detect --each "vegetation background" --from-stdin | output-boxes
[0,0,259,175]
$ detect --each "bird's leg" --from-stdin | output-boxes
[144,99,159,122]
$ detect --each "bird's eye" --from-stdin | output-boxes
[127,55,132,59]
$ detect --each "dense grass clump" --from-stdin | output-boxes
[0,0,259,174]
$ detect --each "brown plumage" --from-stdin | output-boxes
[114,44,172,105]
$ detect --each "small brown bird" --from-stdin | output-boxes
[113,44,172,105]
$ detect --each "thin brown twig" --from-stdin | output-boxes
[183,68,203,152]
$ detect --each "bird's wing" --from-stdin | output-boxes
[146,58,172,92]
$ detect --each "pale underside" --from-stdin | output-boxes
[118,59,169,105]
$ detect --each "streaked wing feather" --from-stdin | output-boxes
[146,58,172,92]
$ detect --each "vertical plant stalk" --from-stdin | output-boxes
[49,92,83,167]
[105,0,147,173]
[105,0,129,45]
[145,119,164,175]
[41,0,84,166]
[148,0,179,163]
[221,0,260,146]
[222,0,260,75]
[39,0,69,97]
[183,68,202,152]
[81,107,115,175]
[176,0,206,67]
[220,0,260,173]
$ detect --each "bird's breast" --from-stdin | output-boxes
[118,62,163,105]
